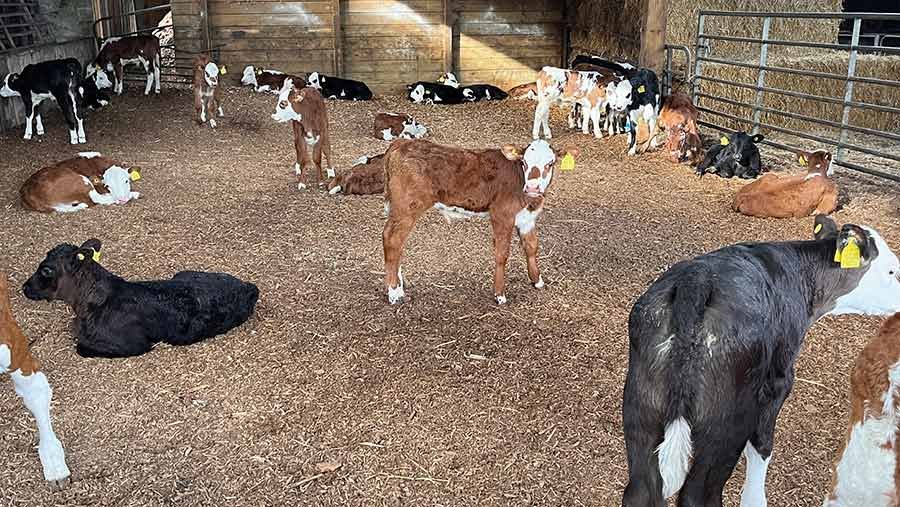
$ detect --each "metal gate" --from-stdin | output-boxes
[92,2,194,85]
[691,11,900,182]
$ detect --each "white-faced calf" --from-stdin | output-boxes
[271,79,335,189]
[87,35,160,96]
[241,65,306,94]
[382,138,577,305]
[622,215,900,507]
[658,92,702,164]
[193,54,224,128]
[328,154,386,195]
[1,272,70,488]
[373,112,426,141]
[20,152,141,213]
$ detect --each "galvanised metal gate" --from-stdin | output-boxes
[691,11,900,182]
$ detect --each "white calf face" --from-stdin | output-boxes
[102,166,133,203]
[401,119,426,139]
[522,140,556,196]
[438,72,459,88]
[409,84,425,103]
[271,79,301,123]
[241,65,257,86]
[830,228,900,316]
[607,79,633,112]
[204,62,219,87]
[92,67,113,89]
[307,72,321,89]
[0,74,19,97]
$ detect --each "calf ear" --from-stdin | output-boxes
[80,238,102,253]
[814,215,838,240]
[555,145,581,158]
[752,134,764,143]
[834,225,877,269]
[501,145,523,160]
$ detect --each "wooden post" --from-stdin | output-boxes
[198,0,210,53]
[332,0,343,76]
[639,0,667,73]
[442,0,453,74]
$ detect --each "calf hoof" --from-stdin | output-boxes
[78,136,86,144]
[495,294,507,305]
[209,119,217,129]
[533,277,545,289]
[36,128,45,136]
[388,285,405,305]
[297,182,307,190]
[328,185,342,195]
[47,476,70,491]
[23,133,32,140]
[627,148,637,156]
[326,168,336,178]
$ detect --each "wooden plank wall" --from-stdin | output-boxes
[171,0,564,93]
[0,38,95,132]
[455,0,563,89]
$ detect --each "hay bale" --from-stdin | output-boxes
[697,52,900,134]
[569,0,644,62]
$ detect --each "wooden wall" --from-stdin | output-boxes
[172,0,564,93]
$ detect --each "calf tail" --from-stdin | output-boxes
[656,267,714,498]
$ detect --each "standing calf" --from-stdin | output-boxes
[271,79,335,189]
[825,312,900,507]
[87,35,161,96]
[622,215,900,507]
[328,153,386,195]
[733,150,838,218]
[193,55,224,128]
[1,272,70,488]
[382,138,577,305]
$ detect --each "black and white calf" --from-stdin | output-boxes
[624,68,661,155]
[307,72,372,100]
[622,216,900,507]
[461,84,508,102]
[0,58,87,144]
[697,132,765,179]
[87,35,161,96]
[407,81,465,104]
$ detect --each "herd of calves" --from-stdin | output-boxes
[1,38,898,507]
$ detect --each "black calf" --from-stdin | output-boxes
[307,72,372,100]
[697,132,764,178]
[0,58,87,144]
[23,239,259,358]
[406,81,465,104]
[460,84,508,102]
[622,216,900,506]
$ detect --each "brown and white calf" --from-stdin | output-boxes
[1,272,70,488]
[658,92,703,164]
[193,54,224,128]
[825,312,900,507]
[382,138,577,305]
[532,66,629,139]
[20,152,141,213]
[373,112,426,141]
[240,65,306,94]
[87,35,160,96]
[733,150,838,218]
[328,153,385,195]
[271,79,335,189]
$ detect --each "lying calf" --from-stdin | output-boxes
[733,150,838,218]
[307,72,372,100]
[697,131,764,178]
[328,153,385,195]
[507,82,537,101]
[407,81,465,104]
[373,112,426,141]
[23,239,259,358]
[658,93,702,164]
[461,84,508,102]
[20,151,141,213]
[1,272,70,488]
[241,65,306,94]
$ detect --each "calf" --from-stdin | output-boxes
[533,66,629,139]
[507,82,538,101]
[436,72,460,88]
[570,56,630,133]
[373,112,427,141]
[461,84,508,102]
[658,92,702,164]
[23,239,259,358]
[20,152,141,213]
[87,35,161,96]
[625,68,662,155]
[825,312,900,507]
[271,79,335,189]
[407,81,465,104]
[328,153,386,195]
[698,131,765,178]
[622,215,900,507]
[307,72,372,100]
[732,150,837,218]
[0,58,87,144]
[193,55,224,128]
[78,76,111,110]
[382,138,578,305]
[241,65,306,94]
[0,272,70,488]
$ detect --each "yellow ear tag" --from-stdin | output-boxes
[799,154,807,166]
[638,85,646,93]
[257,69,263,75]
[130,169,141,182]
[92,249,102,263]
[560,153,575,172]
[814,223,823,234]
[77,253,86,261]
[840,238,861,269]
[720,136,730,146]
[220,65,227,75]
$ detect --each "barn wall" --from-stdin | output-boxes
[172,0,564,93]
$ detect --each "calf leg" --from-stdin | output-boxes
[293,122,308,190]
[383,214,419,304]
[519,229,543,288]
[114,63,124,95]
[22,95,35,140]
[622,377,666,507]
[154,53,161,93]
[70,89,86,144]
[627,111,639,156]
[207,97,217,128]
[143,58,153,95]
[590,105,604,138]
[532,100,550,139]
[54,90,79,145]
[312,142,324,187]
[35,114,44,136]
[491,216,514,304]
[677,444,745,507]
